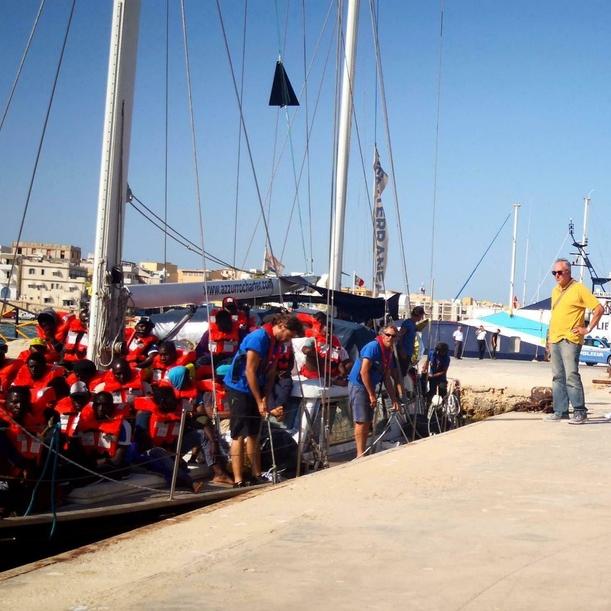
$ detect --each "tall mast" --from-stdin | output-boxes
[579,194,591,283]
[328,0,359,291]
[88,0,141,366]
[508,202,520,313]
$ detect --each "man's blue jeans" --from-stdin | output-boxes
[550,339,585,416]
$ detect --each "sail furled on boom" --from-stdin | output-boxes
[373,147,389,296]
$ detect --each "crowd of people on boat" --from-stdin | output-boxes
[0,299,360,514]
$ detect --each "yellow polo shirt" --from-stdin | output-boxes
[548,281,601,344]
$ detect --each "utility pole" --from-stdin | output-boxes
[508,203,520,314]
[579,194,591,283]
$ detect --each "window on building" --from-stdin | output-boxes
[60,251,65,259]
[44,297,53,304]
[63,300,74,307]
[17,247,22,254]
[53,271,62,278]
[40,269,45,276]
[28,268,35,275]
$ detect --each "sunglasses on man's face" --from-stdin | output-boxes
[551,270,566,277]
[383,332,397,339]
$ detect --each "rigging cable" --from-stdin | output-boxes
[163,0,170,281]
[0,0,46,135]
[426,0,445,345]
[0,0,76,319]
[453,211,511,301]
[240,0,335,267]
[302,0,314,273]
[368,0,411,300]
[232,0,248,274]
[215,0,285,303]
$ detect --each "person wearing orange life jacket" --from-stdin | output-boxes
[36,309,72,363]
[0,339,21,403]
[150,340,195,385]
[195,308,247,377]
[300,322,352,385]
[133,384,202,492]
[65,359,102,390]
[0,386,54,515]
[12,352,68,416]
[61,308,89,365]
[73,391,131,472]
[93,358,148,415]
[296,311,326,338]
[123,317,159,368]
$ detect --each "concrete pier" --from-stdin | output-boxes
[2,359,611,609]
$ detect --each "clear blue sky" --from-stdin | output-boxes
[1,0,610,305]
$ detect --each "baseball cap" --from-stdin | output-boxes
[29,338,46,347]
[70,381,89,395]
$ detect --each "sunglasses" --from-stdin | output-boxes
[551,270,566,277]
[383,332,398,339]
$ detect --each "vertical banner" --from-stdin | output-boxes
[373,147,389,296]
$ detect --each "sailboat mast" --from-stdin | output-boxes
[508,202,520,313]
[328,0,359,292]
[88,0,141,366]
[579,194,591,283]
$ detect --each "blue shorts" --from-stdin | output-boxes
[349,383,373,423]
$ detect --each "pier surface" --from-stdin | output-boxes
[3,360,611,610]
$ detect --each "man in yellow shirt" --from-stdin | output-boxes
[546,258,603,424]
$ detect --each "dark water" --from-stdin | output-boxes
[0,322,36,342]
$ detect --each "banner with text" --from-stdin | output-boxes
[373,147,389,296]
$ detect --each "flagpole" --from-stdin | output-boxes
[352,271,356,293]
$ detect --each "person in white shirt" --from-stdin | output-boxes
[476,325,487,359]
[452,325,464,359]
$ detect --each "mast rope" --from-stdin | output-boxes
[128,191,251,274]
[302,0,314,273]
[453,212,511,301]
[0,0,46,135]
[240,0,335,267]
[0,0,76,319]
[232,0,249,274]
[368,0,411,300]
[162,0,170,282]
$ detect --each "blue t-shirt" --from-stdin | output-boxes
[428,349,450,381]
[399,319,417,360]
[224,328,272,395]
[348,339,395,389]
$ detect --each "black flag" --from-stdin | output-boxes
[269,60,299,107]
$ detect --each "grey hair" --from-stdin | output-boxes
[555,258,571,270]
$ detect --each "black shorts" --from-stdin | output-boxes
[228,389,262,439]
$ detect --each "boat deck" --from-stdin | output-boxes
[2,360,611,609]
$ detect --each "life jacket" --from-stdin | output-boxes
[197,378,228,417]
[274,341,294,373]
[150,349,195,384]
[20,344,62,364]
[93,370,144,413]
[124,328,158,363]
[0,359,21,396]
[62,318,89,362]
[12,363,65,415]
[208,309,240,356]
[296,313,324,338]
[76,404,124,458]
[55,396,83,437]
[134,396,181,448]
[36,311,73,344]
[0,407,46,463]
[300,335,344,379]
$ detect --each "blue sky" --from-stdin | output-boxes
[1,0,610,304]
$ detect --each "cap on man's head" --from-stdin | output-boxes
[29,338,46,347]
[222,297,235,308]
[70,381,89,395]
[37,309,56,326]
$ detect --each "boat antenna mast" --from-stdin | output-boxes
[87,0,141,367]
[568,215,610,294]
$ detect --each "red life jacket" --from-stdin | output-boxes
[0,359,21,396]
[55,396,83,437]
[296,313,324,338]
[0,407,46,462]
[274,341,294,373]
[299,336,342,379]
[150,349,195,384]
[208,309,240,356]
[63,318,89,362]
[197,378,228,416]
[94,370,144,413]
[76,405,124,458]
[13,363,64,415]
[134,396,181,448]
[124,328,158,363]
[36,311,72,344]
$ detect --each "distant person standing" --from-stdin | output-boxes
[491,329,501,359]
[545,258,603,424]
[452,325,464,359]
[476,326,487,359]
[398,305,425,375]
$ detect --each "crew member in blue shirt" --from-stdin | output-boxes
[348,324,401,457]
[398,305,425,375]
[425,342,450,400]
[224,314,303,487]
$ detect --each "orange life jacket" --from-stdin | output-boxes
[124,328,158,363]
[55,396,83,437]
[94,370,144,413]
[134,396,181,448]
[63,319,89,361]
[208,309,240,356]
[12,363,64,415]
[0,359,21,396]
[274,341,294,373]
[150,349,195,384]
[76,404,124,458]
[0,407,46,462]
